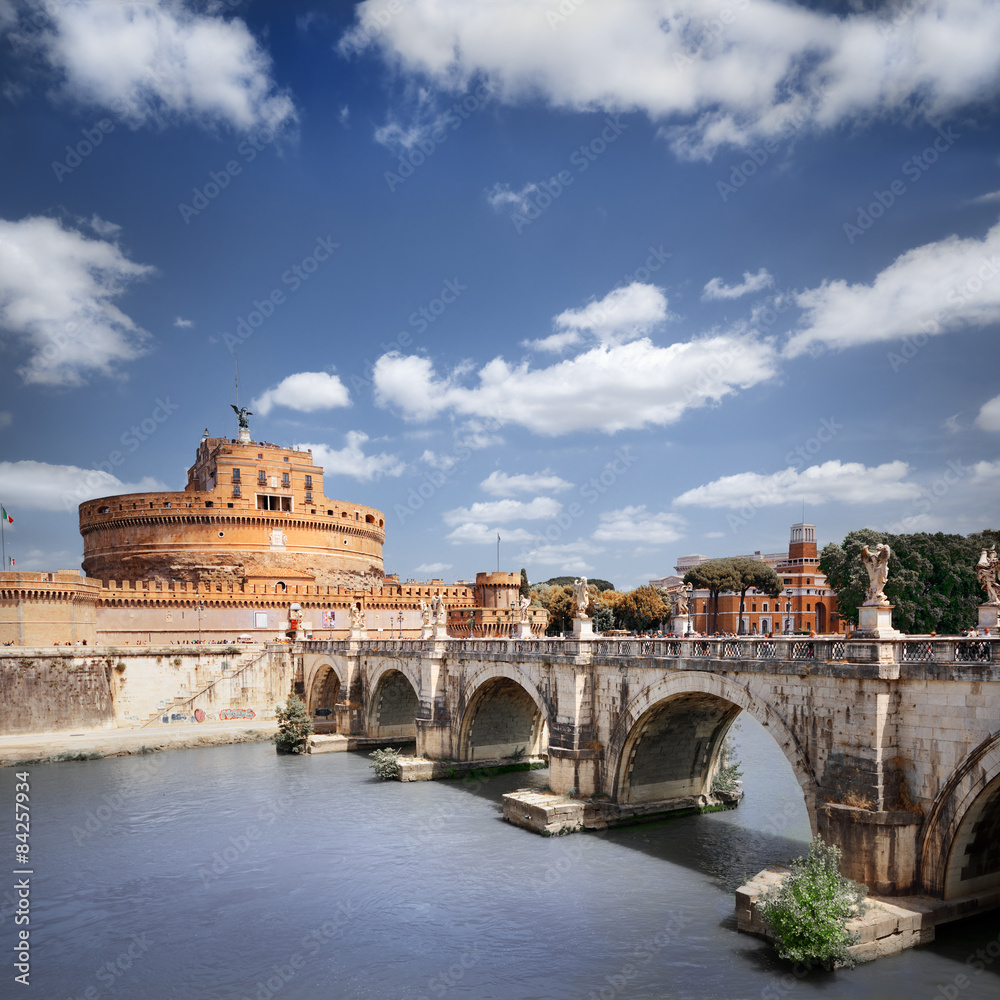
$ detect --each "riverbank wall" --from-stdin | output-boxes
[0,644,295,734]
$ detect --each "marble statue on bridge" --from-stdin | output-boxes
[977,547,1000,605]
[674,582,692,617]
[861,543,892,606]
[573,577,591,620]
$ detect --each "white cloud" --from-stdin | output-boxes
[87,215,121,238]
[975,393,1000,431]
[253,371,351,416]
[0,215,155,386]
[673,460,922,508]
[413,562,451,575]
[702,269,773,301]
[443,497,563,526]
[480,470,573,496]
[0,460,167,513]
[786,219,1000,356]
[972,190,1000,204]
[173,316,193,328]
[513,539,599,574]
[373,330,778,436]
[0,412,11,430]
[592,506,686,545]
[542,283,669,350]
[445,523,536,545]
[970,459,1000,482]
[340,0,1000,159]
[487,181,539,215]
[943,413,962,434]
[297,433,404,482]
[23,0,296,132]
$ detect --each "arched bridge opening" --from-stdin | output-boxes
[368,669,419,740]
[460,677,548,762]
[307,664,341,724]
[616,692,742,804]
[944,774,1000,899]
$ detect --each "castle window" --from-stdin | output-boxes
[232,468,241,482]
[305,492,312,502]
[282,472,290,487]
[807,603,811,611]
[283,457,289,462]
[99,506,110,514]
[233,485,241,498]
[258,470,266,485]
[205,501,213,508]
[305,475,312,489]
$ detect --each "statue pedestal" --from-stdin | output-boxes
[420,625,433,640]
[431,624,449,640]
[851,604,899,639]
[977,604,999,634]
[349,627,367,640]
[513,620,533,639]
[672,615,689,636]
[572,617,594,640]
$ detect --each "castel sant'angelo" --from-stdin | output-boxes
[1,414,547,646]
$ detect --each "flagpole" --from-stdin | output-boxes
[496,533,500,574]
[1,500,5,571]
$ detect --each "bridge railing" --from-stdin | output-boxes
[298,634,997,666]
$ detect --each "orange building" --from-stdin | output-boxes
[657,523,844,635]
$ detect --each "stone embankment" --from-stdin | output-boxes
[0,721,277,767]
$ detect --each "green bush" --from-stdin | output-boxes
[758,836,868,970]
[369,747,401,780]
[712,731,743,795]
[272,694,314,754]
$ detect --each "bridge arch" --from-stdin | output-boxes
[458,662,549,762]
[920,732,1000,898]
[607,673,817,826]
[366,659,420,739]
[306,661,342,720]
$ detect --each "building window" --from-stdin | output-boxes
[305,475,312,489]
[305,492,312,502]
[258,470,266,485]
[233,485,241,498]
[762,602,768,612]
[282,472,290,487]
[807,603,811,611]
[752,602,757,612]
[232,468,241,482]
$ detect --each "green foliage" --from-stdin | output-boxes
[369,746,401,780]
[535,576,615,591]
[592,606,616,632]
[820,528,1000,632]
[711,730,743,794]
[758,836,868,970]
[505,745,527,761]
[272,694,314,754]
[684,559,742,632]
[614,585,671,632]
[519,568,531,600]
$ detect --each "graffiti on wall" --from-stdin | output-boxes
[219,708,256,721]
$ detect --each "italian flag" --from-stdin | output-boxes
[1,507,11,524]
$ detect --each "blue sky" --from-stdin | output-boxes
[1,0,998,589]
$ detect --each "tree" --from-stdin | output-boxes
[683,559,742,633]
[729,557,783,634]
[614,585,670,633]
[821,528,1000,633]
[592,605,616,632]
[758,836,868,970]
[519,568,531,600]
[272,694,314,754]
[535,576,616,592]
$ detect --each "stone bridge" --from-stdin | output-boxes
[299,634,1000,904]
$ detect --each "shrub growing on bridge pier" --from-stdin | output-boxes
[759,836,867,970]
[369,747,401,780]
[272,694,313,754]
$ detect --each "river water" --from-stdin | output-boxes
[5,716,998,1000]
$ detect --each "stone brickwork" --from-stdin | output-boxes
[301,634,1000,905]
[0,572,99,646]
[370,669,419,738]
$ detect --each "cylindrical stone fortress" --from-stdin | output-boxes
[80,436,385,589]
